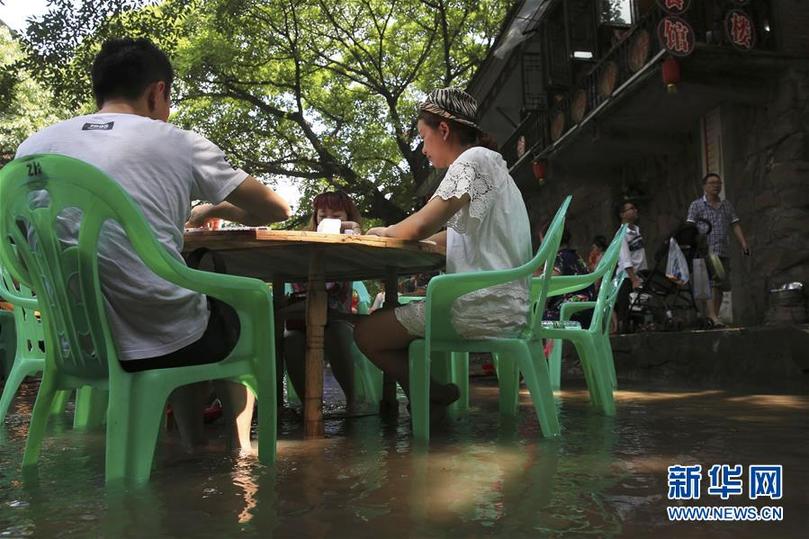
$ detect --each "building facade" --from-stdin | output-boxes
[469,0,809,325]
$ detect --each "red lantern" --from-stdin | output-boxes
[662,56,680,94]
[531,159,546,185]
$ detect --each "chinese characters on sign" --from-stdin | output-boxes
[656,0,691,15]
[725,9,756,50]
[657,16,696,57]
[667,464,783,501]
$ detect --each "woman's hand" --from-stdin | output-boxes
[185,203,214,228]
[365,226,388,236]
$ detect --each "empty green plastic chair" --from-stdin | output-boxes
[407,196,572,443]
[0,267,107,427]
[0,154,277,485]
[536,225,627,415]
[547,269,626,392]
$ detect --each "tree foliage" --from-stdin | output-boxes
[17,0,509,222]
[0,25,70,166]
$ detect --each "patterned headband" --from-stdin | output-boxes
[418,88,480,130]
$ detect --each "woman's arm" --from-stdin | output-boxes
[366,195,469,240]
[425,229,447,247]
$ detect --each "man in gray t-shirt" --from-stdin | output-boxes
[16,38,291,451]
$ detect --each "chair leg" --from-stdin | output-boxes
[123,381,171,485]
[407,341,430,443]
[105,376,134,484]
[22,373,60,468]
[496,352,519,417]
[600,335,617,389]
[255,376,277,466]
[520,345,560,438]
[73,387,108,429]
[0,363,30,423]
[571,339,600,409]
[49,389,71,416]
[580,338,615,416]
[548,339,562,391]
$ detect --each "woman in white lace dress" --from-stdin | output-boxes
[354,88,532,409]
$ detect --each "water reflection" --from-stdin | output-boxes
[1,377,807,538]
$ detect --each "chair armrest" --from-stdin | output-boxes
[546,274,599,297]
[560,301,596,322]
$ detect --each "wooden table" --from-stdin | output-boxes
[183,228,445,437]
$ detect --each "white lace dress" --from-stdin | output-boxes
[394,146,532,338]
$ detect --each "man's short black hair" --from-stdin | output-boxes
[91,38,174,108]
[702,172,722,184]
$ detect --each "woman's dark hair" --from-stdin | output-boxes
[91,38,174,108]
[306,190,362,231]
[592,235,608,251]
[417,111,499,152]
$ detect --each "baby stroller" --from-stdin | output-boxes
[627,219,711,331]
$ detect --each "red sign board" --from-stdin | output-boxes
[657,15,696,57]
[725,9,756,50]
[656,0,691,14]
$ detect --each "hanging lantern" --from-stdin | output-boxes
[531,159,546,185]
[662,56,680,94]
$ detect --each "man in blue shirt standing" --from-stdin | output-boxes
[687,173,750,327]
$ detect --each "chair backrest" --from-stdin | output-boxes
[524,197,572,339]
[588,226,627,336]
[0,154,199,379]
[423,196,571,342]
[0,266,45,359]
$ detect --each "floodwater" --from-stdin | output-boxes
[1,374,807,538]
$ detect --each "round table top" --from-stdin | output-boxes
[183,228,445,282]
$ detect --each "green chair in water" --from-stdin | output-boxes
[284,281,385,407]
[407,196,572,443]
[536,225,627,415]
[0,154,277,485]
[0,267,107,427]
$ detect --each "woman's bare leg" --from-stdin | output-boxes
[324,320,356,406]
[354,309,457,403]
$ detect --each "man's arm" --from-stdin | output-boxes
[187,176,291,226]
[732,222,749,254]
[366,196,468,240]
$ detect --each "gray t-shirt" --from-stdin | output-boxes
[16,113,248,360]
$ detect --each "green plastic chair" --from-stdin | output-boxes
[547,269,627,392]
[536,225,627,415]
[0,267,107,427]
[284,281,385,406]
[407,196,572,443]
[0,154,277,485]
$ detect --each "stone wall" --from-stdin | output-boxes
[722,67,809,325]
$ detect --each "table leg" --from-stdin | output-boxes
[380,270,400,417]
[304,253,326,438]
[272,278,286,408]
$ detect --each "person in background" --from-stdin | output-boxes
[614,202,648,333]
[282,191,362,410]
[588,235,609,272]
[686,173,750,328]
